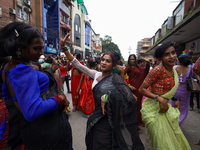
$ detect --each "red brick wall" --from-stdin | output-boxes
[0,0,43,34]
[184,0,194,14]
[0,0,15,28]
[28,0,43,34]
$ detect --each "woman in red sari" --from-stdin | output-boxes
[124,54,149,130]
[192,57,200,146]
[67,53,84,112]
[76,59,95,118]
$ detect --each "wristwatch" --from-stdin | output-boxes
[154,95,159,102]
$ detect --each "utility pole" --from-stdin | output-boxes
[55,30,59,56]
[128,46,132,56]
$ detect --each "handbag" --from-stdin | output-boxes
[186,67,200,92]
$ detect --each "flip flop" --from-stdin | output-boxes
[82,114,89,118]
[72,108,77,112]
[193,140,200,146]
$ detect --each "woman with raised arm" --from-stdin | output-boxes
[139,42,191,150]
[61,33,144,150]
[0,22,72,150]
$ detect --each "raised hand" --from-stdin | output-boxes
[60,33,71,49]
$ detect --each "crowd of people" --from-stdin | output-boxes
[0,22,200,150]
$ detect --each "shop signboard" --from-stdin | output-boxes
[46,46,57,54]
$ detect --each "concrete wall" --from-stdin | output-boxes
[71,0,89,58]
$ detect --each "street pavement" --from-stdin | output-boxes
[64,82,200,150]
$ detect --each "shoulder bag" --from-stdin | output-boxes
[186,67,200,92]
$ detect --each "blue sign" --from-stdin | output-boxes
[46,47,57,54]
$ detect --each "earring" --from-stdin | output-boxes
[16,48,21,58]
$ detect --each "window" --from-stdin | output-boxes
[17,7,29,21]
[62,29,68,37]
[62,13,68,23]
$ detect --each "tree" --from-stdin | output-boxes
[100,35,125,63]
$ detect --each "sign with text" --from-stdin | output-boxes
[46,47,57,54]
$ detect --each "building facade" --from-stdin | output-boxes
[136,38,151,59]
[71,0,101,59]
[0,0,43,33]
[146,0,200,60]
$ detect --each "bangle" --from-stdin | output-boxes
[62,47,68,52]
[101,94,108,103]
[171,96,181,102]
[154,95,159,102]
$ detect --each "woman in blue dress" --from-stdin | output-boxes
[0,22,73,150]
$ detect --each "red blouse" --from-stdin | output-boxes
[145,65,175,93]
[193,57,200,76]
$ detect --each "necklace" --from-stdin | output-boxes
[163,65,174,77]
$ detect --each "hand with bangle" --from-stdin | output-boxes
[101,94,108,115]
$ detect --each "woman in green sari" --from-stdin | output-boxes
[139,42,191,150]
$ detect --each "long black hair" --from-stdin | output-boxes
[178,55,191,66]
[0,56,11,95]
[0,22,44,57]
[127,54,139,67]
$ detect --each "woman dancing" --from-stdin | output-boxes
[139,42,191,150]
[61,33,144,150]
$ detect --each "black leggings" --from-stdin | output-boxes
[190,92,200,109]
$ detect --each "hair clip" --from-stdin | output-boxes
[106,52,110,55]
[158,43,162,47]
[171,41,176,45]
[14,29,19,37]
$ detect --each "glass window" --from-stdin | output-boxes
[62,13,68,23]
[17,7,29,21]
[62,29,68,37]
[17,7,21,18]
[24,11,29,21]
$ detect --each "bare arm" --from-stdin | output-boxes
[139,81,169,113]
[118,65,136,91]
[76,74,85,94]
[60,33,97,78]
[118,65,126,84]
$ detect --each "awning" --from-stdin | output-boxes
[77,0,84,4]
[80,4,88,15]
[146,6,200,55]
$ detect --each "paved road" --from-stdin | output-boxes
[64,82,200,150]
